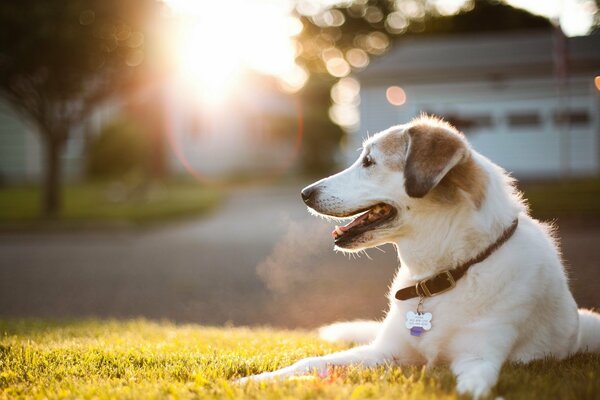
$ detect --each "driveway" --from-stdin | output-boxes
[1,183,599,328]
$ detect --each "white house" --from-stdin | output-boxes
[0,76,297,183]
[163,76,297,178]
[354,30,600,178]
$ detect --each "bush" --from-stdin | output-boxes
[266,113,344,176]
[86,117,151,179]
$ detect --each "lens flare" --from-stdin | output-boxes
[166,97,304,188]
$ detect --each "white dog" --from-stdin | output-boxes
[239,115,600,398]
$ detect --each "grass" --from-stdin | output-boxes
[520,177,600,221]
[0,179,221,228]
[1,320,599,400]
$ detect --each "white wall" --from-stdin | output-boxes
[356,76,600,178]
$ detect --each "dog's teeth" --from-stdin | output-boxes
[332,225,346,238]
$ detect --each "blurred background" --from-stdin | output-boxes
[0,0,599,328]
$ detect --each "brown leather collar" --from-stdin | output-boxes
[395,218,519,301]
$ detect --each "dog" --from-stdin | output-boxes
[239,115,600,398]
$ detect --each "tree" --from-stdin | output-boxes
[0,0,159,217]
[296,0,553,79]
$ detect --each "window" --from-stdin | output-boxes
[439,114,493,133]
[508,113,541,128]
[553,110,590,127]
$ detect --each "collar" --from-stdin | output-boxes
[395,218,519,301]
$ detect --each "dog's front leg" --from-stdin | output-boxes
[449,326,517,399]
[237,344,389,384]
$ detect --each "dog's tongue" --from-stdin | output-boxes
[331,211,370,239]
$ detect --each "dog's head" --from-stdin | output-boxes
[301,115,487,251]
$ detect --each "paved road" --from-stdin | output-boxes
[1,183,599,328]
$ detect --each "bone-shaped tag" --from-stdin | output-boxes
[405,311,432,336]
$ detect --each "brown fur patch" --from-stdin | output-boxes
[404,120,466,198]
[434,153,488,208]
[377,130,409,171]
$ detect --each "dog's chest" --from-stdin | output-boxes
[392,295,468,363]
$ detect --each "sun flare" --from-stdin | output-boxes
[165,0,306,106]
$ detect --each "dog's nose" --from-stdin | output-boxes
[301,186,318,206]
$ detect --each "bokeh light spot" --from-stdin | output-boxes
[385,11,408,33]
[399,0,425,18]
[386,86,406,106]
[79,10,95,26]
[432,0,468,16]
[329,103,359,129]
[364,6,384,23]
[279,65,309,93]
[321,47,344,62]
[595,76,600,91]
[326,57,351,77]
[125,49,144,67]
[329,77,360,130]
[365,31,389,55]
[127,32,144,48]
[331,77,360,105]
[312,9,345,27]
[346,48,369,69]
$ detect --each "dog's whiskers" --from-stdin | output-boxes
[373,246,386,253]
[360,249,373,260]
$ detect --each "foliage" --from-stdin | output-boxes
[0,319,599,399]
[0,0,154,131]
[0,0,161,216]
[266,79,345,176]
[86,118,151,179]
[300,80,346,176]
[296,0,553,77]
[0,180,221,226]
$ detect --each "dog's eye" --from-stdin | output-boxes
[362,154,374,168]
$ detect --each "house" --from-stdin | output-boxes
[163,76,298,179]
[0,100,89,183]
[354,30,600,178]
[0,75,298,183]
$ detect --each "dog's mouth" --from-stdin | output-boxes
[331,203,397,246]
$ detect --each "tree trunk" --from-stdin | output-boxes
[42,138,64,218]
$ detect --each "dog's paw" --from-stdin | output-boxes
[456,375,492,399]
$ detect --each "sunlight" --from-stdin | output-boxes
[163,0,596,108]
[164,0,306,106]
[175,23,241,105]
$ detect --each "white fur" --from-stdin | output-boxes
[318,320,382,344]
[238,120,600,398]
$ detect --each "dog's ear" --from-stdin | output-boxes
[404,125,466,198]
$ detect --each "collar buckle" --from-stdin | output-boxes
[416,270,456,297]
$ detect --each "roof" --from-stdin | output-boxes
[358,30,600,85]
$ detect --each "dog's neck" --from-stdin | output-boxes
[394,161,523,281]
[394,215,512,280]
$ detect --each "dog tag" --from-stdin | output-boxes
[405,311,432,337]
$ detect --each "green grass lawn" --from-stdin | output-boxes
[0,180,221,228]
[1,320,599,399]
